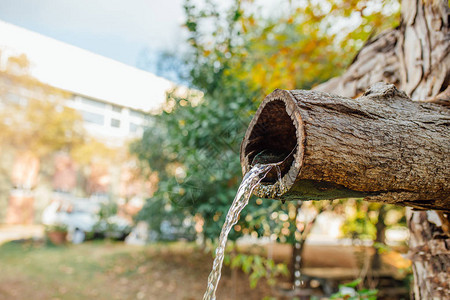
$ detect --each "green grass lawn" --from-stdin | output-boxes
[0,240,272,300]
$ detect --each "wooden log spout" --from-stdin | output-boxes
[240,83,450,211]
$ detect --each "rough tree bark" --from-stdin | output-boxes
[315,0,449,106]
[241,0,449,298]
[241,84,449,211]
[407,209,450,298]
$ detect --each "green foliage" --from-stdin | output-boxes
[330,278,378,300]
[226,0,400,93]
[229,253,289,288]
[129,0,406,294]
[340,200,379,240]
[340,200,406,241]
[97,201,118,219]
[44,224,68,233]
[132,84,263,240]
[131,0,403,290]
[133,0,400,243]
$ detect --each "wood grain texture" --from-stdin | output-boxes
[240,83,450,211]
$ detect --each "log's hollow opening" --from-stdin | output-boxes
[244,100,297,183]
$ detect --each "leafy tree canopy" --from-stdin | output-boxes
[0,54,85,158]
[132,0,401,242]
[0,53,127,197]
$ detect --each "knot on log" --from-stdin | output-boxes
[362,82,409,100]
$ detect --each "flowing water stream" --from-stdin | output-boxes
[202,163,278,300]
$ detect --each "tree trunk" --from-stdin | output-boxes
[240,83,449,211]
[315,0,449,105]
[241,0,449,297]
[372,205,386,271]
[407,209,450,299]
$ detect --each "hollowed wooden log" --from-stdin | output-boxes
[240,83,450,211]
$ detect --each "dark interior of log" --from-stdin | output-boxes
[244,100,297,183]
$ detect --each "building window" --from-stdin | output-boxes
[111,118,121,128]
[5,93,27,105]
[81,96,106,109]
[129,123,139,133]
[112,105,122,113]
[81,111,104,125]
[130,109,145,119]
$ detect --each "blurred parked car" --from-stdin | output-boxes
[42,192,131,243]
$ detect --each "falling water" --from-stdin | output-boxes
[202,163,276,300]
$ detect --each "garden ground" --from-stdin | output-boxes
[0,240,274,300]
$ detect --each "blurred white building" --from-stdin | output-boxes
[0,20,176,144]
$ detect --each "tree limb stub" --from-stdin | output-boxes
[240,83,450,211]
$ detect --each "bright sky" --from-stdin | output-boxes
[0,0,186,68]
